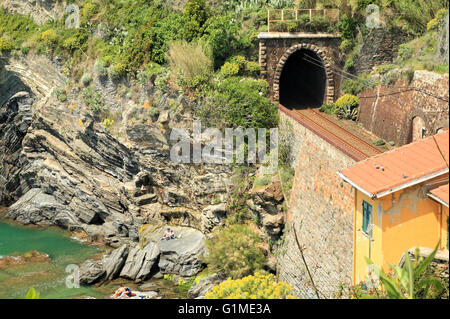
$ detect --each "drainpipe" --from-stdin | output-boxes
[352,188,357,286]
[439,203,443,250]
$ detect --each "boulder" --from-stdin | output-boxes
[187,273,225,299]
[157,227,207,277]
[79,260,105,285]
[120,242,160,282]
[104,245,129,281]
[201,203,227,232]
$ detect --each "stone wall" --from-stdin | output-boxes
[358,70,449,146]
[258,33,342,104]
[278,111,356,298]
[353,27,410,75]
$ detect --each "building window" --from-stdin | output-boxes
[362,200,373,235]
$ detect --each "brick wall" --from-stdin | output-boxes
[358,71,449,146]
[278,111,356,298]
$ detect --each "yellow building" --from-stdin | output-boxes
[338,130,449,285]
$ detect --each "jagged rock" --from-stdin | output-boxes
[79,260,105,286]
[135,193,157,206]
[120,242,160,282]
[201,203,227,232]
[104,245,129,281]
[187,273,225,299]
[1,55,233,248]
[126,124,169,152]
[142,227,207,277]
[139,282,159,292]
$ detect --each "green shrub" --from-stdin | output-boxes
[82,86,103,112]
[94,59,108,78]
[205,272,295,299]
[253,175,271,188]
[220,62,240,77]
[204,223,266,279]
[319,103,336,115]
[245,61,261,77]
[108,63,127,80]
[0,37,15,51]
[335,94,359,109]
[80,73,92,86]
[340,39,354,53]
[373,138,386,146]
[341,79,364,95]
[397,44,414,62]
[183,0,210,41]
[55,88,67,102]
[198,77,278,129]
[201,15,240,68]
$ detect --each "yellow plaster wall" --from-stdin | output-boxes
[353,184,444,284]
[353,191,383,284]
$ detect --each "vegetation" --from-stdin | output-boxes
[338,243,448,299]
[204,223,266,279]
[205,271,295,299]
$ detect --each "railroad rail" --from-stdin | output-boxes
[279,104,382,161]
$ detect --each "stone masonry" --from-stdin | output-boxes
[358,70,449,146]
[277,111,355,298]
[258,32,342,104]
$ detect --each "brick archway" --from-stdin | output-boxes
[273,43,334,105]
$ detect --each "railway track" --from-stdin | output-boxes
[279,104,382,161]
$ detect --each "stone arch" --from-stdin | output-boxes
[273,43,334,107]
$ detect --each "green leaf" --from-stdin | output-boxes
[414,241,440,278]
[379,271,403,299]
[403,253,414,298]
[25,287,39,299]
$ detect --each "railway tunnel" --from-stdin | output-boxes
[279,49,327,110]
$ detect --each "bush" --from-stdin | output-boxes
[201,15,240,68]
[80,73,92,86]
[220,62,240,77]
[94,59,108,78]
[204,223,267,279]
[319,103,336,115]
[335,94,359,109]
[340,39,354,53]
[183,0,210,41]
[245,61,261,77]
[199,77,278,129]
[205,271,295,299]
[82,86,103,112]
[40,29,59,45]
[55,88,67,102]
[0,37,15,51]
[427,8,449,31]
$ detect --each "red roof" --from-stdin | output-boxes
[429,183,449,207]
[338,130,449,198]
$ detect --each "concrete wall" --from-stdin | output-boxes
[358,71,449,146]
[277,111,356,298]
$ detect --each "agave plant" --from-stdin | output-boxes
[336,103,358,120]
[365,242,445,299]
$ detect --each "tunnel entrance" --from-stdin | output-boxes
[279,49,327,109]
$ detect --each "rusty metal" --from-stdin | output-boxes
[279,104,382,161]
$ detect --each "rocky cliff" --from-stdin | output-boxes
[0,54,233,249]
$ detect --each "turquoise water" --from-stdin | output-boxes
[0,220,108,299]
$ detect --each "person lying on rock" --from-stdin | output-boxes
[113,286,135,298]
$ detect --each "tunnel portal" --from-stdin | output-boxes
[279,49,327,110]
